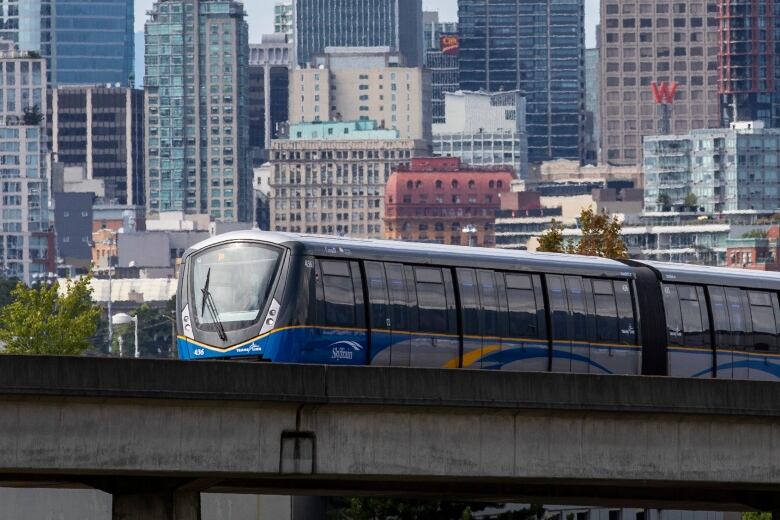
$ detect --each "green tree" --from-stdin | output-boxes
[327,499,544,520]
[537,208,628,260]
[0,276,101,355]
[22,105,44,126]
[684,192,698,208]
[743,513,772,520]
[657,193,672,209]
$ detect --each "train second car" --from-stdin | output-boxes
[176,231,780,381]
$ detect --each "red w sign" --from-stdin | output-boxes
[651,82,678,104]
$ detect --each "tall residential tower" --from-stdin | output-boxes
[457,0,585,164]
[144,0,251,222]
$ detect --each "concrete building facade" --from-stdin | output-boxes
[643,121,780,213]
[144,0,251,222]
[0,49,52,283]
[458,0,584,164]
[384,157,513,247]
[599,0,721,167]
[269,120,428,238]
[49,86,144,205]
[294,0,423,67]
[433,90,528,179]
[290,48,432,142]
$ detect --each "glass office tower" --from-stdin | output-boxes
[144,0,252,223]
[0,0,53,81]
[458,0,584,164]
[54,0,135,86]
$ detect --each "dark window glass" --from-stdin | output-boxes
[593,280,619,342]
[385,263,408,330]
[415,267,448,333]
[565,276,588,340]
[505,273,539,339]
[478,270,500,337]
[457,268,480,335]
[662,284,683,346]
[321,260,355,326]
[613,280,637,345]
[365,261,389,330]
[748,291,778,352]
[678,285,705,348]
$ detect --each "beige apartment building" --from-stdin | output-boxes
[269,120,428,238]
[599,0,721,167]
[289,48,432,142]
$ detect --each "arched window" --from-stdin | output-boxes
[489,180,495,188]
[497,180,503,189]
[436,180,443,189]
[415,180,423,188]
[435,222,445,231]
[406,180,413,189]
[451,180,459,189]
[468,180,476,189]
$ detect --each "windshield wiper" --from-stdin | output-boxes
[200,267,227,341]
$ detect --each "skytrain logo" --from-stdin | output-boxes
[329,341,363,360]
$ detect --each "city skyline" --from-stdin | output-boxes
[134,0,600,47]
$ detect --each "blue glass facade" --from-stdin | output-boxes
[54,0,134,86]
[458,0,584,164]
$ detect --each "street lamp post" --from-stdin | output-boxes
[462,224,478,247]
[112,312,139,358]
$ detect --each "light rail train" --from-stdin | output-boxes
[176,231,780,380]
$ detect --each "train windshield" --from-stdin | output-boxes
[191,243,282,331]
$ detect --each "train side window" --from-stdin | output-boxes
[478,270,500,338]
[593,279,619,343]
[613,280,637,345]
[365,261,389,330]
[414,267,449,333]
[565,276,588,341]
[678,285,706,348]
[320,260,356,326]
[748,291,778,352]
[725,287,750,351]
[708,286,731,350]
[505,273,540,339]
[662,284,684,346]
[385,263,408,331]
[457,268,481,336]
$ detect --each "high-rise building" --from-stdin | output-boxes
[0,46,53,283]
[290,48,432,142]
[49,86,145,205]
[269,120,428,238]
[433,90,529,179]
[294,0,423,67]
[274,2,293,38]
[423,11,459,125]
[0,0,134,86]
[384,157,513,247]
[584,48,599,165]
[423,11,458,51]
[600,0,721,167]
[249,34,293,159]
[643,121,780,213]
[458,0,585,164]
[719,1,780,127]
[53,0,135,86]
[144,0,252,223]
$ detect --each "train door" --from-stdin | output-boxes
[364,261,392,365]
[477,270,503,369]
[409,266,459,368]
[662,284,712,378]
[744,290,780,381]
[724,287,751,380]
[455,268,485,369]
[385,263,412,366]
[311,259,367,365]
[547,274,573,372]
[708,286,733,379]
[501,272,548,372]
[565,276,590,373]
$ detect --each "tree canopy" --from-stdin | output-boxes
[537,207,628,260]
[112,300,176,358]
[326,498,545,520]
[0,276,101,355]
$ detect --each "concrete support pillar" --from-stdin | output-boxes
[112,490,200,520]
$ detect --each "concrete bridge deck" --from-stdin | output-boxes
[0,356,779,519]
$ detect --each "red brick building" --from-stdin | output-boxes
[726,226,780,272]
[384,157,513,247]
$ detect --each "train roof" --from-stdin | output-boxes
[185,231,635,278]
[638,260,780,291]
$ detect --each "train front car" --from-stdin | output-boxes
[176,232,293,360]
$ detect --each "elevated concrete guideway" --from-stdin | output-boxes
[0,356,780,519]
